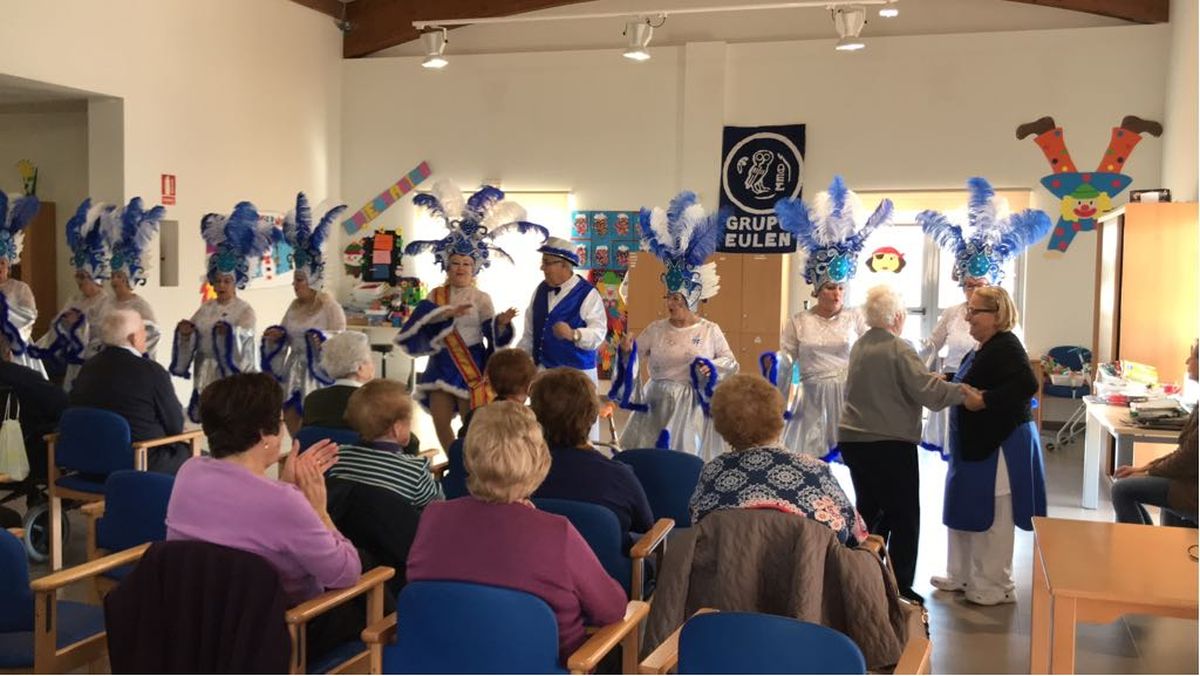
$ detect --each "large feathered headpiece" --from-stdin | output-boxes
[0,192,40,264]
[776,176,893,292]
[201,201,275,289]
[917,177,1052,285]
[66,198,111,281]
[405,180,548,274]
[639,191,724,312]
[101,197,165,286]
[284,193,345,288]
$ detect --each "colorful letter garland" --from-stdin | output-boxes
[342,161,433,235]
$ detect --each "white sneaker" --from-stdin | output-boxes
[965,589,1016,606]
[929,576,967,592]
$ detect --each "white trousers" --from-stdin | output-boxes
[946,497,1015,595]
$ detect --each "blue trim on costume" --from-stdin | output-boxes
[0,293,28,356]
[284,389,304,414]
[820,448,843,464]
[260,325,288,381]
[60,315,87,365]
[759,351,779,386]
[606,342,649,413]
[212,321,239,377]
[304,328,333,386]
[655,429,671,450]
[187,389,200,424]
[394,300,455,357]
[533,278,596,369]
[169,324,195,378]
[690,356,718,417]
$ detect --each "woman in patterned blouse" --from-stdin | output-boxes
[689,373,869,545]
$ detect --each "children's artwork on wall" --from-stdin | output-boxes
[570,211,641,271]
[204,211,294,289]
[342,161,433,236]
[343,240,364,277]
[865,246,906,273]
[1017,115,1162,253]
[16,159,37,196]
[357,229,406,284]
[590,269,629,380]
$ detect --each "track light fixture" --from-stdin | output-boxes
[421,27,448,69]
[832,6,866,51]
[879,0,899,18]
[623,19,654,61]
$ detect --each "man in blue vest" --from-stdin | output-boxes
[518,237,608,438]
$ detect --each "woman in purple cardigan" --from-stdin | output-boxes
[407,401,626,662]
[166,372,362,656]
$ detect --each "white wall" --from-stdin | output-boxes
[1162,0,1198,201]
[342,24,1170,359]
[0,0,343,401]
[0,106,89,304]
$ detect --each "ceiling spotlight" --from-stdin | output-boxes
[832,6,867,51]
[879,1,899,18]
[623,20,653,61]
[421,28,448,69]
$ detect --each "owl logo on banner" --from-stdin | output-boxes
[718,124,806,253]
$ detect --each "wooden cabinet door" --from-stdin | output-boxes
[740,254,784,335]
[14,201,56,337]
[624,252,665,334]
[699,253,742,329]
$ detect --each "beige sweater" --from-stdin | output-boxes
[839,327,965,444]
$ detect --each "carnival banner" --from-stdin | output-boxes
[717,124,805,254]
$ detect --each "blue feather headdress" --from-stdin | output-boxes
[405,180,549,274]
[0,192,41,264]
[917,177,1052,285]
[65,198,112,281]
[284,193,345,289]
[101,197,166,286]
[638,191,724,311]
[775,176,894,292]
[201,201,276,289]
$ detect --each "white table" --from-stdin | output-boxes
[1081,397,1179,509]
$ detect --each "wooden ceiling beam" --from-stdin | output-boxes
[341,0,592,58]
[288,0,345,19]
[1002,0,1167,24]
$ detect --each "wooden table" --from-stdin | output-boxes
[1081,397,1178,509]
[1030,517,1198,673]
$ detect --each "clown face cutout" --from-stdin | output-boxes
[573,214,588,237]
[594,245,610,268]
[594,213,608,237]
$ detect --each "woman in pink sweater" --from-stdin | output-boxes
[407,401,626,662]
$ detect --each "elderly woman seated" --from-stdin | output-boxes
[166,372,362,655]
[530,367,653,551]
[326,379,442,509]
[407,401,627,662]
[689,373,868,546]
[302,330,373,428]
[457,347,538,440]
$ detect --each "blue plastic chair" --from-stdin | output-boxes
[615,448,704,527]
[384,581,566,674]
[678,612,867,674]
[1043,345,1092,399]
[442,439,468,499]
[0,528,107,671]
[534,498,632,592]
[85,471,174,592]
[295,426,360,452]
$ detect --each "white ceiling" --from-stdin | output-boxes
[0,74,94,112]
[372,0,1127,58]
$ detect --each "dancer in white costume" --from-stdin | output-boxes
[0,192,44,377]
[36,199,111,390]
[170,202,273,422]
[396,181,546,452]
[610,191,737,460]
[261,193,347,434]
[772,176,893,460]
[98,197,165,361]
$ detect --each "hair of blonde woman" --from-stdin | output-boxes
[529,367,599,448]
[100,308,144,347]
[972,285,1018,332]
[345,379,413,440]
[320,331,372,379]
[464,401,551,503]
[711,374,785,450]
[863,284,906,329]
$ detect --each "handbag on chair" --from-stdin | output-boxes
[0,394,28,481]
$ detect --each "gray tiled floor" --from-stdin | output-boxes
[20,422,1198,674]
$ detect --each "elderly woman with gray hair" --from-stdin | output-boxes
[301,331,375,428]
[837,285,982,605]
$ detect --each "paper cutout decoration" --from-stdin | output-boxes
[342,161,433,236]
[1017,115,1161,252]
[16,159,37,197]
[866,246,906,273]
[357,229,406,284]
[590,269,629,380]
[569,211,641,270]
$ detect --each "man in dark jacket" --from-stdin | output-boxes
[69,309,189,474]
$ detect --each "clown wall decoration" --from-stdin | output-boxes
[1017,115,1162,253]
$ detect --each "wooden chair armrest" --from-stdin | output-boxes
[893,635,932,674]
[6,527,23,539]
[361,612,397,646]
[430,459,449,479]
[860,534,886,558]
[132,429,205,450]
[285,566,395,625]
[630,518,675,560]
[567,600,649,674]
[30,543,150,591]
[43,432,58,443]
[637,608,718,675]
[80,501,106,518]
[417,448,439,460]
